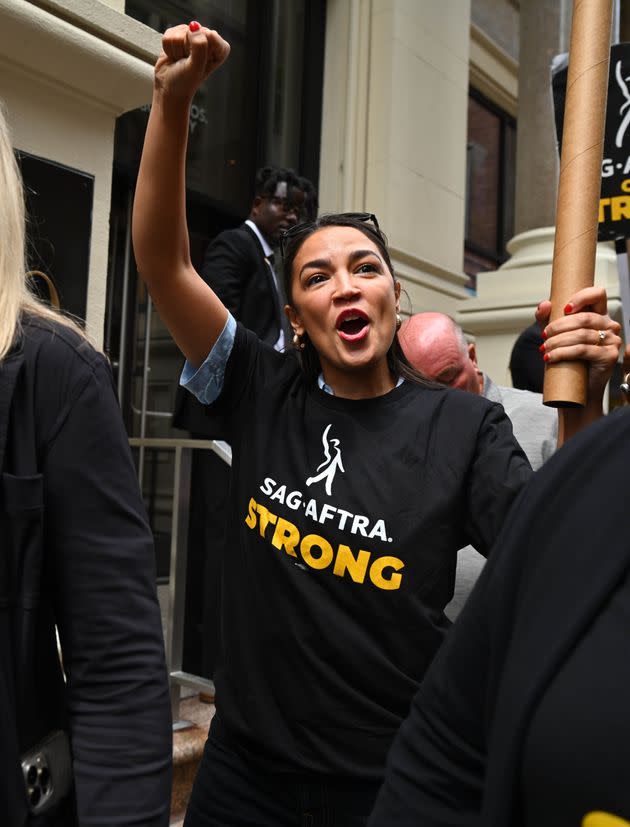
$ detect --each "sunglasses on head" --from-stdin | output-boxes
[279,212,382,259]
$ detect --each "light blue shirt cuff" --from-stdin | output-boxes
[180,313,236,405]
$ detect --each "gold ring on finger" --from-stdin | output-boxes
[597,330,606,346]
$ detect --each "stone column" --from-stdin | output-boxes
[458,0,620,387]
[515,0,571,234]
[623,3,630,41]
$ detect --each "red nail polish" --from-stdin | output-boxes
[564,302,573,314]
[538,343,545,353]
[543,353,550,362]
[542,329,547,340]
[189,20,200,31]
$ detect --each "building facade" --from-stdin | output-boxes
[1,0,625,590]
[2,1,624,376]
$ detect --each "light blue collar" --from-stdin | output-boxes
[317,373,404,396]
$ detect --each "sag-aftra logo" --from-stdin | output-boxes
[305,424,344,495]
[242,425,405,591]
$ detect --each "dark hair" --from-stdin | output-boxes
[509,322,545,393]
[298,175,319,222]
[281,213,434,388]
[253,166,302,199]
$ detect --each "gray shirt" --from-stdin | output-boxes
[445,373,557,621]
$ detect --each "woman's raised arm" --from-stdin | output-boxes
[133,23,231,368]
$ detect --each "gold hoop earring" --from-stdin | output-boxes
[292,331,305,351]
[395,313,402,331]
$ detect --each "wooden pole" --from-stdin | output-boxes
[543,0,613,407]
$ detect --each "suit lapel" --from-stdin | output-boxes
[242,222,288,343]
[242,223,277,297]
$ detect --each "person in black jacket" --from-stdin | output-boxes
[200,166,310,349]
[173,165,313,433]
[0,102,172,826]
[368,405,630,827]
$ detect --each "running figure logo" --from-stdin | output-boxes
[615,59,630,148]
[306,424,345,496]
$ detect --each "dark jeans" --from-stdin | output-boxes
[184,731,382,827]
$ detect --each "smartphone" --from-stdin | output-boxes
[21,730,72,815]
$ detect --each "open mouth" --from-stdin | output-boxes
[336,311,369,342]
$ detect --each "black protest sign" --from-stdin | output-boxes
[600,43,630,239]
[553,43,630,241]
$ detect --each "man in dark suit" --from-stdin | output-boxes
[173,167,312,435]
[173,167,316,679]
[200,166,311,349]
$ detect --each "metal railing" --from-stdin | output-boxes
[128,437,231,729]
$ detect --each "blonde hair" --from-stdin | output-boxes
[0,101,88,361]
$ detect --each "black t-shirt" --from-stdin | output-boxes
[210,324,531,778]
[522,562,630,826]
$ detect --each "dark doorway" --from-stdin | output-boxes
[18,151,93,320]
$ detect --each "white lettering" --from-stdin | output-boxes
[337,508,353,530]
[260,478,276,496]
[351,515,369,536]
[368,519,388,542]
[319,503,337,524]
[257,478,391,542]
[270,484,286,504]
[286,490,302,510]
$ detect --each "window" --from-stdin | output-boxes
[464,89,516,290]
[17,152,93,320]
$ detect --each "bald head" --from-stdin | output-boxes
[399,312,482,394]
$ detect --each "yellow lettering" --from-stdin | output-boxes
[611,196,630,221]
[621,178,630,193]
[369,556,404,591]
[333,544,370,584]
[256,504,277,539]
[300,534,334,570]
[599,198,611,222]
[271,517,299,557]
[245,497,257,529]
[244,495,404,590]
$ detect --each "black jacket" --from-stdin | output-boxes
[173,222,287,436]
[368,405,630,826]
[201,223,286,345]
[0,315,172,826]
